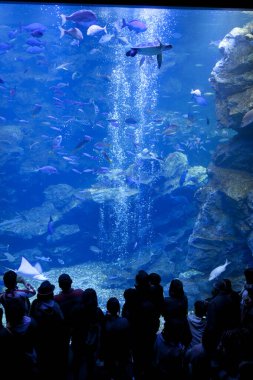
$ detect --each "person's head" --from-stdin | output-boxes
[58,273,72,291]
[82,288,98,308]
[149,272,161,286]
[37,280,55,300]
[123,287,137,306]
[3,270,17,290]
[194,300,207,318]
[212,279,226,296]
[107,297,120,316]
[169,278,184,298]
[135,270,149,287]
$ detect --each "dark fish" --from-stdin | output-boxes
[102,150,112,163]
[47,216,54,235]
[125,117,138,124]
[206,117,210,125]
[60,9,97,26]
[73,135,92,151]
[107,118,118,122]
[31,29,44,37]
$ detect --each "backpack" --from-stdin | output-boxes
[0,291,30,322]
[32,300,63,330]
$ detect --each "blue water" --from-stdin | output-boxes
[0,3,251,306]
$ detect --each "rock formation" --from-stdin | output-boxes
[186,22,253,288]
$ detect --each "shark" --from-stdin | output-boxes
[15,256,48,281]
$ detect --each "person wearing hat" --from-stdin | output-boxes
[30,280,67,380]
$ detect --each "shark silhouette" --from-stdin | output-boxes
[15,256,48,281]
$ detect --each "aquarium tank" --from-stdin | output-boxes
[0,1,253,310]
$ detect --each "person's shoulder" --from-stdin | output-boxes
[72,288,84,296]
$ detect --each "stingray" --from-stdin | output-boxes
[16,256,48,281]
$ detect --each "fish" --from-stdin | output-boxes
[87,24,107,36]
[125,117,138,124]
[31,29,44,37]
[32,103,42,115]
[47,216,54,235]
[55,62,73,71]
[59,26,83,40]
[15,256,48,281]
[34,256,52,262]
[24,23,46,33]
[35,166,58,174]
[0,252,16,262]
[73,135,92,152]
[208,259,231,281]
[99,33,114,44]
[60,9,97,26]
[89,245,102,254]
[26,37,44,47]
[102,150,112,163]
[191,89,201,96]
[122,18,147,33]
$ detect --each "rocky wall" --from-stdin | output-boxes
[186,21,253,285]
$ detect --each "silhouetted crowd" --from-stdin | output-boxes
[1,267,253,380]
